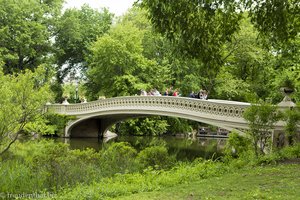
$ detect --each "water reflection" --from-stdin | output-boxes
[54,136,226,161]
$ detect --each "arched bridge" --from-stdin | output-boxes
[45,96,287,138]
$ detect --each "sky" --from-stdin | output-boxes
[64,0,136,16]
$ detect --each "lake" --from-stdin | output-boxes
[55,135,227,161]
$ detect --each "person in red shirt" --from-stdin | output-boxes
[172,89,179,96]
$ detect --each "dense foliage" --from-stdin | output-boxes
[54,5,113,81]
[0,140,173,193]
[0,67,52,155]
[0,0,299,149]
[0,1,300,198]
[243,101,281,156]
[0,0,64,74]
[283,106,300,145]
[1,140,299,199]
[118,117,169,136]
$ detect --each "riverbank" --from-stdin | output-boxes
[1,140,299,200]
[113,163,300,200]
[41,149,300,199]
[49,162,299,200]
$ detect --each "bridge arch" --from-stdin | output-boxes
[66,109,239,138]
[46,96,254,138]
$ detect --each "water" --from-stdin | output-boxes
[55,135,226,161]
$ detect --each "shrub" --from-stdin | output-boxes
[136,146,175,170]
[283,108,300,145]
[224,131,251,157]
[1,140,105,192]
[243,101,281,156]
[100,142,138,176]
[279,143,300,159]
[165,117,193,134]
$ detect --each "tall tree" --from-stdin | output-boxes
[139,0,300,52]
[215,16,276,101]
[86,22,151,98]
[0,0,64,74]
[85,8,171,99]
[245,0,300,46]
[139,0,242,67]
[54,4,113,81]
[139,0,300,100]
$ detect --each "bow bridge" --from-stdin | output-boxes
[45,96,287,138]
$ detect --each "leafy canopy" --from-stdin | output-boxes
[54,4,113,81]
[139,0,242,66]
[85,9,171,99]
[0,0,64,74]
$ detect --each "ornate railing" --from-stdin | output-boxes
[45,96,250,119]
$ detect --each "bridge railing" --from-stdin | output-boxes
[45,96,250,118]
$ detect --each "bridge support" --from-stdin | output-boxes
[64,117,125,138]
[65,118,102,138]
[272,130,286,149]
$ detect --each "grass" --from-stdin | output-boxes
[112,164,300,200]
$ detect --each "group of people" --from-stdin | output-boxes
[140,87,180,97]
[140,87,208,99]
[189,89,208,100]
[163,87,180,96]
[140,88,162,96]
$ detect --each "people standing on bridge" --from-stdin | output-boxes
[172,89,179,96]
[197,89,208,99]
[196,90,203,99]
[169,86,174,96]
[140,89,147,96]
[163,88,169,96]
[189,91,195,98]
[202,90,208,100]
[153,88,161,96]
[81,97,87,103]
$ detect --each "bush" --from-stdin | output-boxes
[136,146,175,170]
[43,159,231,200]
[100,142,138,176]
[243,101,281,156]
[224,131,251,157]
[165,117,193,134]
[0,140,104,192]
[278,143,300,159]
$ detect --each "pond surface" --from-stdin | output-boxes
[55,135,227,162]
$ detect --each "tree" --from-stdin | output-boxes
[214,67,250,101]
[140,0,300,50]
[271,35,300,102]
[243,101,281,156]
[54,4,113,81]
[139,0,242,70]
[217,16,276,101]
[85,9,171,99]
[0,67,52,155]
[118,117,169,136]
[245,0,300,46]
[139,1,300,97]
[85,22,147,98]
[0,0,64,74]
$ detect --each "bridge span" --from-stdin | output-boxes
[45,96,287,138]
